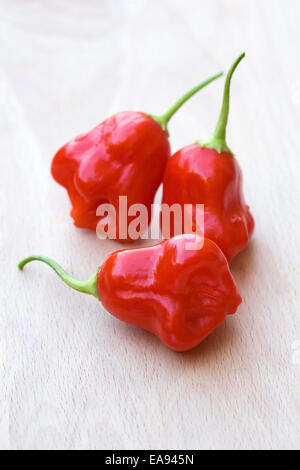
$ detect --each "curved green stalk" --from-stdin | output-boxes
[18,256,99,300]
[150,72,223,134]
[201,52,245,155]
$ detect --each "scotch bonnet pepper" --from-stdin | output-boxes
[51,74,222,242]
[161,53,254,261]
[18,235,242,352]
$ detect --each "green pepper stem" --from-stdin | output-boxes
[151,72,223,133]
[201,52,245,155]
[18,256,99,300]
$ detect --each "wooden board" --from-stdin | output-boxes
[1,0,300,450]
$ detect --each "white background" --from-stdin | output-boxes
[1,0,300,450]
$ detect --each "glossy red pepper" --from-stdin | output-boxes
[161,54,254,261]
[51,74,222,242]
[18,235,242,352]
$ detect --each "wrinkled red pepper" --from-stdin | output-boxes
[161,53,254,261]
[51,74,222,242]
[18,235,242,352]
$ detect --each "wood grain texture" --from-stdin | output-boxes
[1,0,300,450]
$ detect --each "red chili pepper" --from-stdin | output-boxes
[18,235,242,352]
[51,74,222,242]
[161,53,254,261]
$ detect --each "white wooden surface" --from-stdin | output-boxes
[1,0,300,450]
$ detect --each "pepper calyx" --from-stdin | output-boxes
[198,137,234,155]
